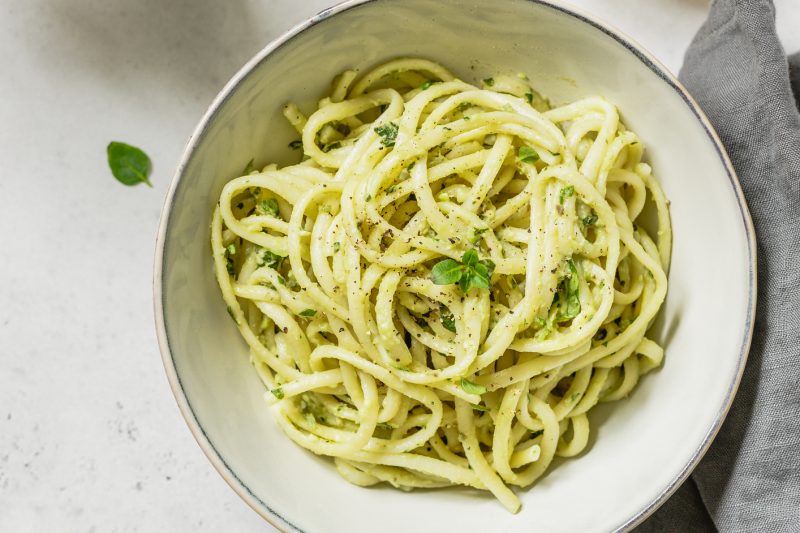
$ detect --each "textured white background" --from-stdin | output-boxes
[1,1,798,531]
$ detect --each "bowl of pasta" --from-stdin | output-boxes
[154,0,756,531]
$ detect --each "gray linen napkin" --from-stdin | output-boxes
[637,0,800,531]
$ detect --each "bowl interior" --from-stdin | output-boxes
[157,1,753,531]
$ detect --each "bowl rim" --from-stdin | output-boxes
[153,0,757,531]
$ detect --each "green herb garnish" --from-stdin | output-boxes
[525,92,534,104]
[256,249,285,270]
[483,77,495,87]
[431,249,495,293]
[299,308,317,317]
[555,259,581,322]
[470,227,489,244]
[518,146,539,164]
[106,141,152,187]
[256,198,280,217]
[559,185,575,204]
[224,243,236,275]
[333,242,340,253]
[441,311,456,333]
[460,378,487,395]
[420,80,434,90]
[375,122,399,147]
[271,387,285,399]
[472,404,491,412]
[582,214,598,226]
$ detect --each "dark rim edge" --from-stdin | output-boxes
[152,1,757,532]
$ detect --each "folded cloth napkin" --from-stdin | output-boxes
[637,0,800,531]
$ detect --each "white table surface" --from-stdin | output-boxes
[2,0,798,531]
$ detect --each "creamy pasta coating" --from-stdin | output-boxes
[211,58,671,513]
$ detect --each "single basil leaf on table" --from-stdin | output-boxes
[107,141,152,187]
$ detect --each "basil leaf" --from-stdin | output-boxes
[299,309,317,317]
[461,248,479,268]
[431,259,465,285]
[518,145,539,164]
[106,141,152,187]
[460,378,487,395]
[374,122,399,147]
[559,185,575,204]
[470,262,492,290]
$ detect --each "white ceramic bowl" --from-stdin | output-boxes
[154,1,756,531]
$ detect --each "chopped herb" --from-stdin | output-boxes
[441,311,456,332]
[559,185,575,204]
[322,141,341,152]
[256,249,285,270]
[288,140,302,150]
[106,141,152,187]
[365,194,372,202]
[582,214,598,226]
[242,158,256,175]
[224,243,236,275]
[385,185,397,193]
[482,77,495,87]
[420,80,435,90]
[555,259,581,322]
[374,122,399,147]
[333,242,340,253]
[460,378,487,395]
[256,198,280,217]
[299,308,317,317]
[570,392,581,402]
[525,92,534,104]
[518,146,539,164]
[470,227,489,244]
[271,387,285,399]
[533,317,547,329]
[472,404,491,412]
